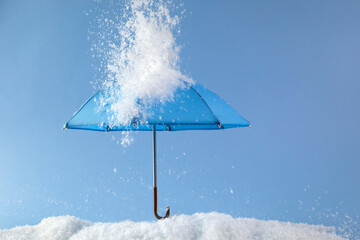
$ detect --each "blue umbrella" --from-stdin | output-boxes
[64,81,250,219]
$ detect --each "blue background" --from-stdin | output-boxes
[0,0,359,235]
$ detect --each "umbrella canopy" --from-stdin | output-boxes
[64,81,249,220]
[64,82,250,131]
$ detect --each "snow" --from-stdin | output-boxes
[0,212,345,240]
[93,0,193,128]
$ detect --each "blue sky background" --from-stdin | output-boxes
[0,0,359,235]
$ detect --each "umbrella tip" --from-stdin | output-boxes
[248,124,251,128]
[62,124,67,130]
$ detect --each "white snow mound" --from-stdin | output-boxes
[0,212,345,240]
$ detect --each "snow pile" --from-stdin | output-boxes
[93,0,192,128]
[0,216,91,240]
[0,212,345,240]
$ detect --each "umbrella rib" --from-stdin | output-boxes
[188,85,221,125]
[65,90,101,126]
[68,122,220,127]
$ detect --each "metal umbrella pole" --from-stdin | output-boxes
[152,125,170,219]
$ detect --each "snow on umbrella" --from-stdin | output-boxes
[64,81,250,219]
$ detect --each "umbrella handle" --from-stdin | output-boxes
[154,187,170,219]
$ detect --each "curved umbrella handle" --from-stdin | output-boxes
[154,187,170,219]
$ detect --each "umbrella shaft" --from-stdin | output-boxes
[153,125,157,188]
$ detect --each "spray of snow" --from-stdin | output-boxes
[92,0,192,131]
[0,212,346,240]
